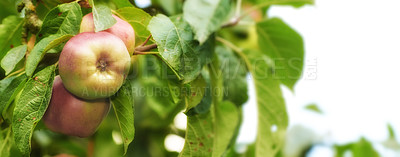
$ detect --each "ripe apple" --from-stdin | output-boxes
[43,76,110,137]
[80,13,135,55]
[59,32,131,99]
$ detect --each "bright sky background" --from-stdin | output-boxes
[135,0,400,156]
[237,0,400,156]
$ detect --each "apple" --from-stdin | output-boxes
[43,76,110,137]
[59,32,131,99]
[80,13,135,55]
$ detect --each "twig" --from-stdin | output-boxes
[21,0,42,34]
[134,43,157,52]
[18,0,42,44]
[141,35,152,46]
[221,17,240,28]
[216,37,242,53]
[235,0,242,17]
[78,0,91,8]
[221,0,242,28]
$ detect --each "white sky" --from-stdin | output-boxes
[238,0,400,156]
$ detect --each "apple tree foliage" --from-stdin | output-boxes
[0,0,314,156]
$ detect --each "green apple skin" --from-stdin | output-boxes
[59,32,131,99]
[43,76,110,138]
[80,13,135,55]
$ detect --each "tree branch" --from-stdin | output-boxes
[221,17,240,28]
[20,0,42,34]
[141,35,152,46]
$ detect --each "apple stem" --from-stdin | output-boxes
[135,43,157,53]
[87,137,95,157]
[141,35,152,46]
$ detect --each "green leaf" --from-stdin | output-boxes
[388,124,396,139]
[256,18,304,90]
[304,103,323,114]
[112,0,134,8]
[212,101,239,156]
[183,0,231,43]
[335,138,379,157]
[37,2,82,41]
[186,83,212,116]
[0,74,27,119]
[153,0,182,15]
[116,7,152,44]
[91,0,117,32]
[1,45,27,75]
[247,0,314,8]
[111,83,135,155]
[0,0,19,21]
[180,100,239,156]
[208,54,239,157]
[180,57,239,157]
[0,76,14,93]
[0,16,23,60]
[243,49,288,157]
[351,138,379,157]
[148,14,214,83]
[25,34,73,77]
[209,53,223,104]
[216,46,248,106]
[0,127,12,157]
[186,69,212,116]
[185,74,206,112]
[179,109,213,157]
[12,65,56,155]
[93,118,124,157]
[140,55,179,119]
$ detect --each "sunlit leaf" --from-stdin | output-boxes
[180,57,239,157]
[153,0,182,15]
[25,34,73,77]
[0,74,27,119]
[243,49,288,157]
[111,83,135,155]
[304,103,323,114]
[216,46,248,106]
[116,7,152,44]
[185,75,206,112]
[0,16,23,60]
[335,138,379,157]
[257,18,304,90]
[246,0,314,8]
[112,0,134,8]
[12,65,56,155]
[183,0,231,43]
[1,45,26,75]
[91,1,117,32]
[0,127,12,157]
[148,14,214,83]
[37,2,81,41]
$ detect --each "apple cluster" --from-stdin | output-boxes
[43,13,135,137]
